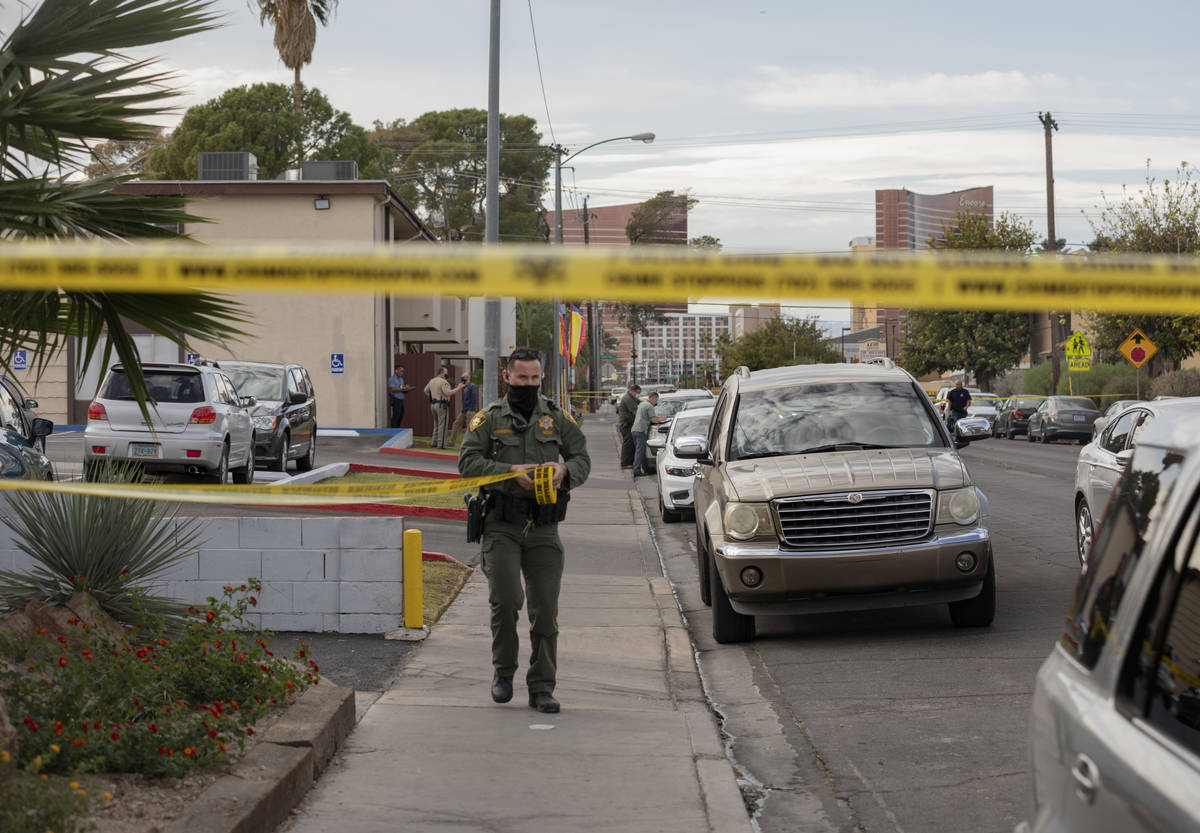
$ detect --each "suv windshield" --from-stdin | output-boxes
[224,366,285,401]
[730,381,941,460]
[101,370,204,404]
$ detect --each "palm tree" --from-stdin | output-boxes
[254,0,339,112]
[0,0,246,401]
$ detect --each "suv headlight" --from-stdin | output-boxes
[937,488,980,526]
[723,502,773,540]
[252,415,277,431]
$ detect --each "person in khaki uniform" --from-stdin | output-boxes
[424,367,464,449]
[458,347,591,714]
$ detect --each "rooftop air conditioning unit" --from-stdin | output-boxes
[197,151,259,181]
[301,160,358,181]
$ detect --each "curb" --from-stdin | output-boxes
[270,461,468,520]
[379,446,459,460]
[163,682,355,833]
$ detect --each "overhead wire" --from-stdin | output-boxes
[526,0,556,147]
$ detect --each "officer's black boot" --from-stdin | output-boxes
[491,674,513,703]
[529,691,560,713]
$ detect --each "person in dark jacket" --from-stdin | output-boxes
[616,383,641,468]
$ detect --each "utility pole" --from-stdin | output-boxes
[1039,111,1065,394]
[482,0,501,406]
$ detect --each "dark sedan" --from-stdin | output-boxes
[219,360,317,473]
[992,395,1045,439]
[1026,396,1100,444]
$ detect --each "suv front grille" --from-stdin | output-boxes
[772,489,934,549]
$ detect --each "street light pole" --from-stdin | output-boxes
[481,0,501,406]
[551,132,654,406]
[842,327,851,363]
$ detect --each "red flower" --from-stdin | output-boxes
[73,737,86,747]
[298,650,306,659]
[82,650,93,661]
[157,747,165,755]
[259,664,269,672]
[246,727,255,736]
[205,611,216,622]
[249,596,258,606]
[148,724,158,733]
[81,722,89,731]
[309,661,319,672]
[183,747,197,757]
[66,617,79,624]
[58,657,68,667]
[121,569,129,575]
[218,741,226,752]
[35,627,46,635]
[240,584,247,590]
[224,585,233,592]
[57,636,67,644]
[208,730,217,738]
[158,638,169,646]
[167,748,174,757]
[93,722,100,730]
[27,720,39,732]
[110,732,120,741]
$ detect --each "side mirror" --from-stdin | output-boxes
[31,417,53,438]
[674,436,709,460]
[239,395,258,408]
[289,390,307,405]
[24,398,39,409]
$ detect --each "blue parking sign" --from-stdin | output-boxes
[330,353,345,374]
[13,349,27,371]
[185,353,200,365]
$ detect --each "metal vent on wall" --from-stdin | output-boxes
[301,160,358,180]
[197,151,259,181]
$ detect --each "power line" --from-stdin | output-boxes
[525,0,556,147]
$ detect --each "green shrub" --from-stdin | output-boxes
[1056,362,1138,406]
[0,582,314,780]
[0,757,92,833]
[1023,360,1053,395]
[992,369,1026,397]
[1149,368,1200,398]
[0,462,200,623]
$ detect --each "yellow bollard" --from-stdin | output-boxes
[403,528,423,629]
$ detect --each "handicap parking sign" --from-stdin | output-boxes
[13,349,27,371]
[185,353,200,365]
[330,353,345,374]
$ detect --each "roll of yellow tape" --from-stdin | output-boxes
[532,465,557,506]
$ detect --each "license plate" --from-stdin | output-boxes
[1073,414,1085,422]
[131,443,160,458]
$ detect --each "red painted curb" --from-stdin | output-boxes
[380,447,459,460]
[348,462,460,480]
[422,551,470,567]
[304,503,467,520]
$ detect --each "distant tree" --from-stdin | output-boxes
[626,190,697,245]
[85,129,168,178]
[145,83,384,180]
[375,109,552,243]
[253,0,338,112]
[1036,236,1067,253]
[689,234,722,250]
[516,300,555,364]
[906,210,1036,389]
[717,317,841,372]
[1085,161,1200,374]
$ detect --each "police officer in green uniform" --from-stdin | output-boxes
[459,347,591,714]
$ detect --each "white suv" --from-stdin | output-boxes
[85,362,256,484]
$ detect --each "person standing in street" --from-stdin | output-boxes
[616,383,641,468]
[946,380,972,430]
[459,347,591,714]
[387,363,414,429]
[631,390,659,477]
[447,372,479,447]
[424,366,464,449]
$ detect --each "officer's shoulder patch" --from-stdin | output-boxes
[469,411,487,432]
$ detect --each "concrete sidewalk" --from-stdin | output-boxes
[282,416,753,833]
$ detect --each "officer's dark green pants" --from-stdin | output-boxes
[480,517,564,694]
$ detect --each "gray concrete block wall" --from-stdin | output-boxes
[0,514,411,634]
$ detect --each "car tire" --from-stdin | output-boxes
[697,533,712,607]
[1027,427,1036,442]
[271,432,289,473]
[660,494,680,523]
[948,553,996,628]
[1043,427,1054,444]
[207,443,229,484]
[1076,499,1094,565]
[710,552,755,643]
[232,442,255,485]
[295,430,316,472]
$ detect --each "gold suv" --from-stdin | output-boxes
[677,359,994,643]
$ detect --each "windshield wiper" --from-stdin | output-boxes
[793,442,894,454]
[734,451,790,460]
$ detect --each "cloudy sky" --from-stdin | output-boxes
[7,0,1199,325]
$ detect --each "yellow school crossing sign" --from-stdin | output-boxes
[1065,331,1091,372]
[1119,329,1158,369]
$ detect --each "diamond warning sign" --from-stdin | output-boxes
[1119,329,1158,369]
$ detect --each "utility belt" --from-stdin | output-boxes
[490,488,570,526]
[432,399,449,405]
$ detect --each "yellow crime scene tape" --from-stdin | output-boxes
[5,242,1200,314]
[532,465,557,506]
[0,468,559,507]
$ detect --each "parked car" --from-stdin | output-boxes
[0,374,48,454]
[1091,398,1140,440]
[952,413,991,443]
[965,392,1001,430]
[84,362,256,484]
[1020,403,1200,833]
[0,378,54,480]
[992,395,1045,439]
[1026,396,1101,443]
[679,359,994,643]
[1073,397,1200,564]
[642,389,717,475]
[217,360,317,473]
[655,405,714,522]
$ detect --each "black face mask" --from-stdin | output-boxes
[506,383,540,416]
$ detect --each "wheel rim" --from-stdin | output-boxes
[1077,503,1093,563]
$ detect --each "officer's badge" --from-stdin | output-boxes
[537,414,555,433]
[469,411,487,431]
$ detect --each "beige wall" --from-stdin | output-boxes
[183,193,386,427]
[9,350,70,425]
